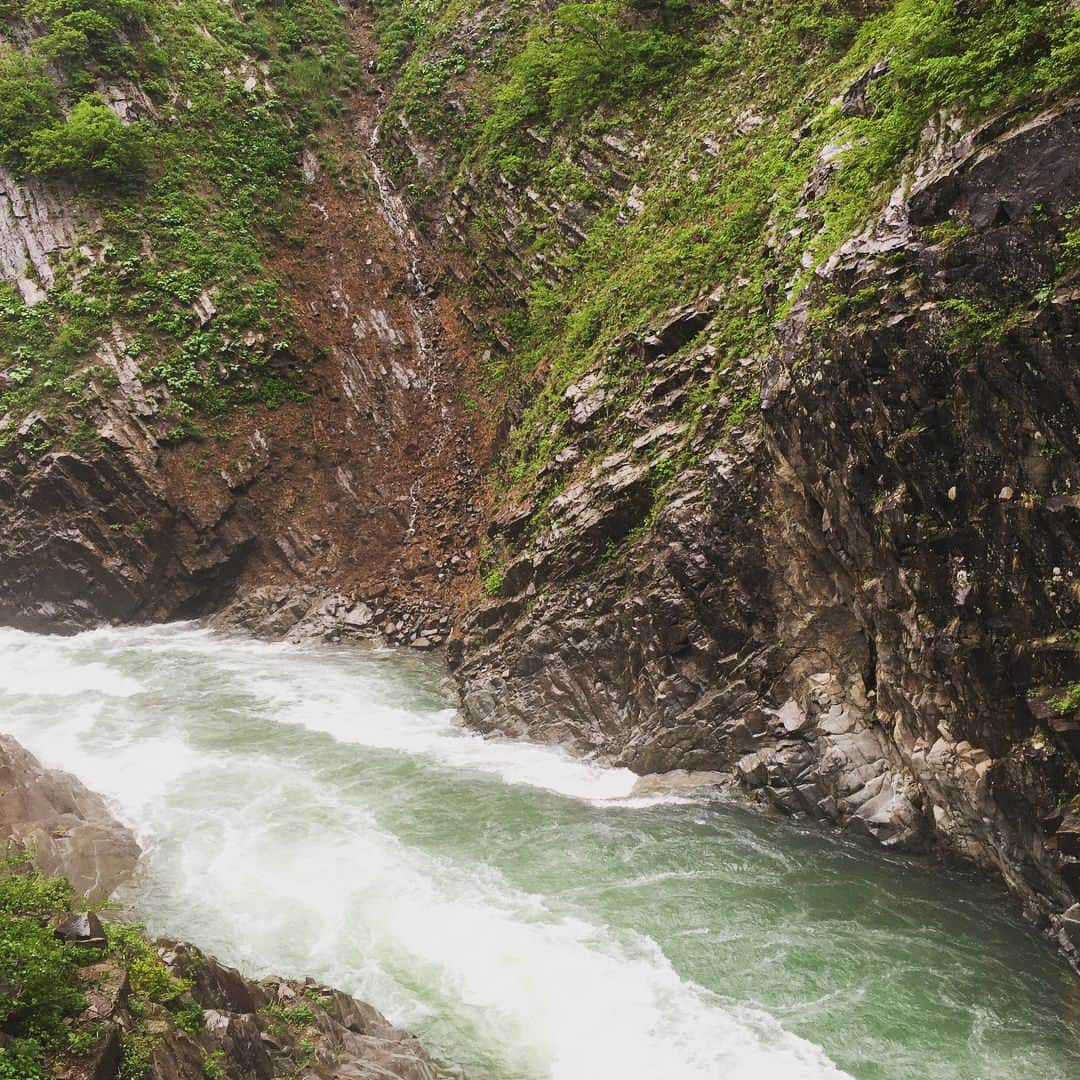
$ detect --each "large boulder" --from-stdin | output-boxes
[0,734,139,901]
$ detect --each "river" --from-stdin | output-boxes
[1,623,1077,1079]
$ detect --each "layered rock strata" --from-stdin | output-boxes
[451,102,1080,959]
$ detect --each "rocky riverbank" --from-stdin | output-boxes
[1,734,138,902]
[446,100,1080,965]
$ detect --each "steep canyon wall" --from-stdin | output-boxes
[0,0,1079,961]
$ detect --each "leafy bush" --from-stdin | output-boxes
[480,0,699,161]
[104,922,191,1003]
[262,1002,317,1027]
[1052,682,1080,715]
[202,1050,227,1080]
[25,95,149,181]
[0,857,84,1079]
[0,46,60,171]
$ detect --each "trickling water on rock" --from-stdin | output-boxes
[1,623,1078,1080]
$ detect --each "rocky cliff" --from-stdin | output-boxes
[1,0,1080,968]
[452,101,1080,959]
[370,0,1080,965]
[0,0,491,643]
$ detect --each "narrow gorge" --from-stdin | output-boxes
[1,1,1079,1078]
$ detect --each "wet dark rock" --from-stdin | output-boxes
[149,944,438,1080]
[0,444,257,633]
[1052,815,1080,858]
[1058,904,1080,951]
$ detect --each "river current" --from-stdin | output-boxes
[1,623,1078,1079]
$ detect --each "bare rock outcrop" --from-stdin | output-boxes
[0,166,91,304]
[0,733,138,900]
[129,944,438,1080]
[47,932,440,1080]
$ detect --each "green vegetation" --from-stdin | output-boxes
[0,49,59,172]
[0,850,203,1079]
[24,94,148,181]
[202,1050,227,1080]
[1052,682,1080,716]
[1060,208,1080,273]
[370,0,1080,549]
[0,856,84,1079]
[262,1001,317,1028]
[0,0,365,454]
[105,922,191,1003]
[478,0,699,167]
[482,568,505,597]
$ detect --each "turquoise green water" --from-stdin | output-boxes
[1,623,1077,1079]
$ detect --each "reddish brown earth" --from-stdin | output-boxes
[0,7,496,639]
[179,8,495,620]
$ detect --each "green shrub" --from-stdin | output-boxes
[202,1050,227,1080]
[25,95,149,181]
[1052,682,1080,715]
[117,1030,154,1080]
[0,46,60,171]
[0,858,84,1079]
[480,0,699,159]
[104,923,191,1003]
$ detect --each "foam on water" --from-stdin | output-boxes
[2,623,1077,1080]
[0,623,850,1079]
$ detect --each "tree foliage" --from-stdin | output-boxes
[0,47,60,171]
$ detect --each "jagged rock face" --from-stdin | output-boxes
[0,734,138,901]
[142,944,438,1080]
[0,166,92,303]
[52,939,438,1080]
[452,103,1080,946]
[0,440,255,631]
[760,102,1080,908]
[53,935,438,1080]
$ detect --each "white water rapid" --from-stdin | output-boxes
[2,624,1078,1080]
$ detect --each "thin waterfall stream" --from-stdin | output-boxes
[1,623,1078,1080]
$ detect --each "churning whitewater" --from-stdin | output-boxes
[1,624,1078,1080]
